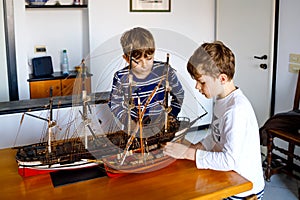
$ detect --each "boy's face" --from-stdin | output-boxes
[194,72,223,99]
[124,53,154,79]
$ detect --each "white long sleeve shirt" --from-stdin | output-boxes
[196,88,265,197]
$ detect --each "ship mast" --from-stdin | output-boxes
[119,45,136,165]
[164,53,171,133]
[21,87,56,154]
[48,87,54,153]
[138,96,144,157]
[127,44,135,137]
[80,59,89,148]
[77,59,104,148]
[119,53,169,165]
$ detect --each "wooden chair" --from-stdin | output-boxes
[263,70,300,182]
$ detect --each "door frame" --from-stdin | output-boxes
[270,0,280,116]
[3,0,19,101]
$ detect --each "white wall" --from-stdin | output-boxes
[0,0,215,149]
[0,110,57,149]
[13,0,215,112]
[88,0,215,126]
[88,0,214,52]
[11,0,298,118]
[14,0,89,100]
[275,0,300,113]
[0,104,118,149]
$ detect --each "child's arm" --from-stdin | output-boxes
[163,142,196,161]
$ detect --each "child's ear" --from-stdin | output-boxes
[219,73,228,84]
[123,54,130,64]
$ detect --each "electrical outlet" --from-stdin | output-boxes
[289,63,300,73]
[289,53,300,64]
[34,45,46,53]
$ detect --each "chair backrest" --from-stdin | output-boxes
[293,70,300,110]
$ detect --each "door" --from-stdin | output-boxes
[216,0,275,126]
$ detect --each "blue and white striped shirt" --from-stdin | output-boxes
[109,61,184,125]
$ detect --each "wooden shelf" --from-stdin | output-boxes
[25,4,88,9]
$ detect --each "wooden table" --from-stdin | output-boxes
[0,148,252,200]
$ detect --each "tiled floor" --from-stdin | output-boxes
[263,173,299,200]
[261,146,299,200]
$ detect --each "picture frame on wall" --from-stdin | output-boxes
[130,0,171,12]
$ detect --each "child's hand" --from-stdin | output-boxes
[163,142,196,160]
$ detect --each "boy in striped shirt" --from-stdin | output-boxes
[109,27,184,134]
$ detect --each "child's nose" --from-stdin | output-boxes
[140,59,147,66]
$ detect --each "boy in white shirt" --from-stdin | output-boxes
[164,41,265,199]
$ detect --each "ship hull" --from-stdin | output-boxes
[15,117,190,178]
[17,159,100,177]
[14,137,117,178]
[102,149,176,178]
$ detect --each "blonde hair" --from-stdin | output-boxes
[120,27,155,59]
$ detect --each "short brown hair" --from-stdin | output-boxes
[120,27,155,59]
[187,41,235,80]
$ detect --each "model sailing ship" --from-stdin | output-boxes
[14,54,207,178]
[102,54,207,177]
[14,63,118,177]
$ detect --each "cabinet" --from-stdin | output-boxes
[28,71,91,99]
[30,79,61,98]
[61,78,75,96]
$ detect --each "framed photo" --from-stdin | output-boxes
[130,0,171,12]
